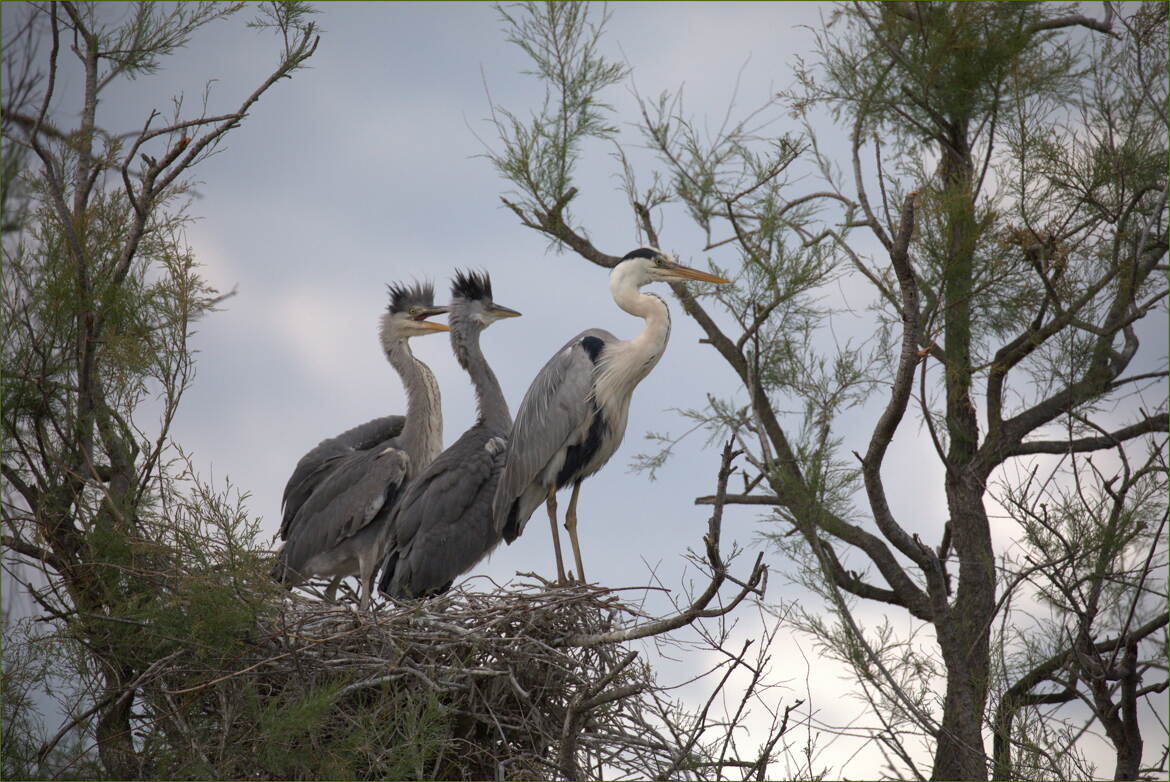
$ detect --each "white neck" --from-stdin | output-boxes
[602,269,672,398]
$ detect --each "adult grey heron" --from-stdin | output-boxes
[378,270,520,598]
[492,247,729,584]
[273,282,449,610]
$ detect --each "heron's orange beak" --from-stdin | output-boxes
[488,303,522,319]
[662,262,730,285]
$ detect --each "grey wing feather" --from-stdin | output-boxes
[382,428,508,598]
[279,444,410,578]
[280,415,405,540]
[492,329,614,538]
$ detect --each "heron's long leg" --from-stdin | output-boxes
[325,575,342,602]
[564,481,586,584]
[546,488,568,585]
[358,577,371,612]
[358,565,376,612]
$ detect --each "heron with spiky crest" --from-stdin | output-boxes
[379,270,521,598]
[273,281,449,609]
[492,247,729,584]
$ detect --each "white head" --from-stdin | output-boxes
[609,246,730,294]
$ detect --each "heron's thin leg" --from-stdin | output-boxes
[359,572,373,612]
[356,557,377,612]
[546,488,568,585]
[564,480,586,584]
[325,576,342,602]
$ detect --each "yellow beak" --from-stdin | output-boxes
[488,304,523,319]
[415,319,450,332]
[662,262,731,285]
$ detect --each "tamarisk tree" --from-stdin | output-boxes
[1,2,317,776]
[483,2,1167,779]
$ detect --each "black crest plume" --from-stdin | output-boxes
[386,281,436,314]
[451,269,492,302]
[621,246,663,262]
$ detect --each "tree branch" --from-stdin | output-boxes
[859,191,939,578]
[818,537,926,615]
[1025,8,1115,36]
[993,611,1169,779]
[1008,413,1169,457]
[1,462,40,510]
[501,188,622,268]
[2,533,65,573]
[694,493,780,506]
[559,443,767,647]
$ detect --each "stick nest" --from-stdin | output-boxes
[162,575,709,780]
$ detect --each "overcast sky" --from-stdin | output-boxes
[155,3,873,618]
[165,7,891,765]
[6,1,1166,776]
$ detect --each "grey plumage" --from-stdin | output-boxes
[279,415,404,540]
[379,429,509,597]
[493,328,615,542]
[274,281,449,609]
[492,247,730,584]
[379,270,521,599]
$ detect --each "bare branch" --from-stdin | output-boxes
[1008,414,1169,457]
[1,533,65,573]
[694,493,781,506]
[559,443,767,647]
[859,191,940,578]
[501,187,623,268]
[1025,8,1115,36]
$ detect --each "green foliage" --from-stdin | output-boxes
[2,2,320,777]
[485,1,627,231]
[91,473,276,674]
[1,615,106,779]
[2,189,218,500]
[243,674,451,777]
[250,680,356,779]
[999,448,1168,631]
[92,2,245,81]
[2,617,51,779]
[137,670,454,779]
[486,1,1167,778]
[808,3,1077,144]
[248,0,322,60]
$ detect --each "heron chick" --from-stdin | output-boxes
[492,247,729,584]
[379,270,521,599]
[274,281,449,610]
